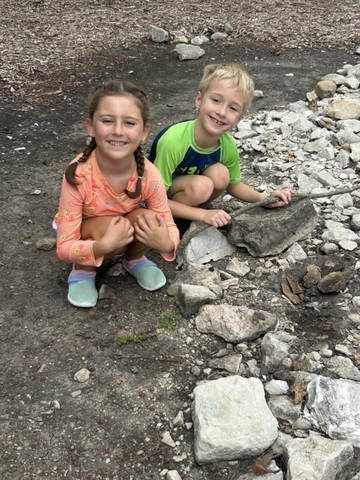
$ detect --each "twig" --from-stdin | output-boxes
[176,184,360,265]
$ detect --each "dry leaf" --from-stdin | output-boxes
[250,449,281,475]
[286,276,303,295]
[353,353,360,366]
[37,363,46,374]
[289,380,306,404]
[307,99,318,111]
[281,282,301,305]
[116,377,124,384]
[284,155,297,163]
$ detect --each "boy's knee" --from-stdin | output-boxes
[204,163,230,190]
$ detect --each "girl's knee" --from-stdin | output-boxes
[81,216,113,240]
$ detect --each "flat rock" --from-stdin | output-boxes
[227,198,318,257]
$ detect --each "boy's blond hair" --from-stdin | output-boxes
[199,63,254,114]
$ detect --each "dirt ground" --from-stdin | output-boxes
[1,16,360,480]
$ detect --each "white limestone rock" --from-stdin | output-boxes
[192,376,278,464]
[306,376,360,446]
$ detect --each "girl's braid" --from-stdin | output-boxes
[125,145,145,199]
[64,137,97,186]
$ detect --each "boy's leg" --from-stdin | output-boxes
[169,175,214,206]
[200,163,230,207]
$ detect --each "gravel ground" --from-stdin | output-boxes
[1,0,360,97]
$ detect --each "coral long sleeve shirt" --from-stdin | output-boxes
[54,151,180,266]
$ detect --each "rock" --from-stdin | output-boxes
[74,368,90,383]
[174,284,217,317]
[161,431,176,448]
[174,44,205,61]
[235,461,283,479]
[169,30,188,44]
[306,376,360,446]
[315,80,336,99]
[192,376,278,464]
[227,198,318,257]
[317,271,352,293]
[208,354,243,374]
[172,411,184,427]
[284,434,353,479]
[149,25,169,43]
[195,304,277,343]
[36,237,56,250]
[321,219,359,244]
[325,100,360,120]
[261,331,297,372]
[303,264,322,288]
[322,356,360,381]
[210,32,228,40]
[166,471,182,480]
[226,258,250,277]
[264,379,289,395]
[268,395,302,421]
[283,242,307,261]
[167,263,223,298]
[177,222,237,265]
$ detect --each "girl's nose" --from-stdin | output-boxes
[113,122,123,135]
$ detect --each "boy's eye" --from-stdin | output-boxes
[230,106,239,112]
[102,119,113,124]
[211,98,220,103]
[125,121,136,126]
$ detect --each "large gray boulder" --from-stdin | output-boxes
[227,198,318,257]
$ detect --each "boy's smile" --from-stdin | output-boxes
[194,78,246,148]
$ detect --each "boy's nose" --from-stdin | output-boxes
[216,105,227,117]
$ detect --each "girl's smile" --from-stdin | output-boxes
[85,95,149,166]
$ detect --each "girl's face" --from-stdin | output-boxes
[195,78,245,140]
[85,94,150,165]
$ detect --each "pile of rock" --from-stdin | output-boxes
[149,23,233,60]
[163,63,360,479]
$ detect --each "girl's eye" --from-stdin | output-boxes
[230,106,238,112]
[125,121,135,126]
[102,119,113,124]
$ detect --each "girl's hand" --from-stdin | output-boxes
[266,188,294,208]
[134,213,174,253]
[98,216,134,254]
[201,209,232,228]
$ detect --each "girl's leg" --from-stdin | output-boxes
[121,209,167,291]
[68,216,128,308]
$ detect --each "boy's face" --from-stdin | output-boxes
[195,78,246,138]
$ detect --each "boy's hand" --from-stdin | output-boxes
[134,213,174,253]
[201,209,232,228]
[266,188,294,208]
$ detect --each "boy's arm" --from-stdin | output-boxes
[227,182,293,207]
[168,199,231,228]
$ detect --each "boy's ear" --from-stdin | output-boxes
[195,91,202,109]
[84,118,93,137]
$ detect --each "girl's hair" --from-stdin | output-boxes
[198,63,254,114]
[65,80,150,199]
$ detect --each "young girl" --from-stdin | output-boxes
[54,80,180,308]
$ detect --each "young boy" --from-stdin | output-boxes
[148,63,293,228]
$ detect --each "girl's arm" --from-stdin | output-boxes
[54,177,104,266]
[143,161,180,261]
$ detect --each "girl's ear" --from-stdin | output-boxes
[195,91,202,109]
[84,118,93,137]
[141,123,150,142]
